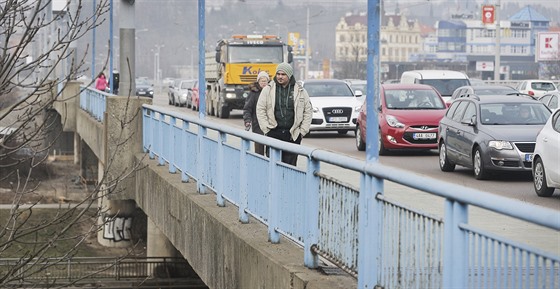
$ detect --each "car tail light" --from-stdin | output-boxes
[528,91,534,96]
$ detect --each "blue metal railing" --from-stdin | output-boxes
[141,104,559,289]
[79,86,107,122]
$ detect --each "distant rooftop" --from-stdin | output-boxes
[509,5,549,22]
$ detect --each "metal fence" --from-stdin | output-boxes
[0,257,189,284]
[140,104,559,289]
[79,86,107,122]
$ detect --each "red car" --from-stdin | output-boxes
[355,83,447,155]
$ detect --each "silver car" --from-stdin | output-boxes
[438,95,552,180]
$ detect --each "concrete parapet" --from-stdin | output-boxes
[135,155,357,289]
[52,81,80,132]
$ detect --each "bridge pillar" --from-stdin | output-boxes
[147,218,178,258]
[74,133,80,165]
[97,159,135,247]
[97,197,136,248]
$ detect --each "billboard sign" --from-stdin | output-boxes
[537,32,560,61]
[482,5,495,24]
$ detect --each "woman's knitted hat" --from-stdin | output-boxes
[257,71,270,82]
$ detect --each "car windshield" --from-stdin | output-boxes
[349,82,366,94]
[136,78,150,86]
[418,79,470,96]
[530,82,556,91]
[474,87,518,95]
[480,103,552,125]
[384,89,446,109]
[181,81,191,89]
[304,82,354,97]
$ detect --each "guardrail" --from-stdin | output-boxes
[0,257,189,284]
[79,86,108,122]
[142,105,559,289]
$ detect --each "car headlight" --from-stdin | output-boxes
[313,107,319,113]
[354,105,361,112]
[226,93,236,99]
[488,140,513,150]
[386,115,404,128]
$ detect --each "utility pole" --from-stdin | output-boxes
[305,6,309,80]
[494,0,501,81]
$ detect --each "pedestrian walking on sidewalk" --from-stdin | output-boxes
[256,63,312,166]
[243,71,270,155]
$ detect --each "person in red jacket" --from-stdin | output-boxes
[95,72,108,92]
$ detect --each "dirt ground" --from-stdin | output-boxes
[0,158,87,204]
[0,158,146,257]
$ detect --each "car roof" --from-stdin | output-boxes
[454,84,517,91]
[303,79,349,85]
[381,83,438,90]
[401,70,468,79]
[461,94,542,104]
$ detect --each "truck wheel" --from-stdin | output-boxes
[220,106,230,119]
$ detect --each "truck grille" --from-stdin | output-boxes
[240,75,257,83]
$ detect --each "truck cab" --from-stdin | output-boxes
[205,35,293,118]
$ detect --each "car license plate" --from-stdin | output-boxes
[138,91,146,95]
[525,154,533,162]
[329,117,348,122]
[413,133,436,139]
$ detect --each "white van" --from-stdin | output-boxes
[400,70,470,102]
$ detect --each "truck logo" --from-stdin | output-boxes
[242,66,269,75]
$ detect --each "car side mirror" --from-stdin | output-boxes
[355,90,363,97]
[468,115,477,126]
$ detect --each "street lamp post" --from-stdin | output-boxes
[154,44,164,89]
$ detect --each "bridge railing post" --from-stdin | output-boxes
[268,147,281,244]
[443,199,468,289]
[239,139,250,224]
[357,172,384,288]
[168,116,177,174]
[216,131,226,207]
[156,112,164,166]
[304,157,320,268]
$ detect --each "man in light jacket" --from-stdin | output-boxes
[256,62,312,166]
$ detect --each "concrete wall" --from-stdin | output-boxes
[52,81,80,132]
[134,155,357,289]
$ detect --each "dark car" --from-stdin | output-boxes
[135,78,154,98]
[536,92,559,110]
[355,83,447,154]
[438,95,552,180]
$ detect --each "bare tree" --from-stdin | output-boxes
[0,1,144,287]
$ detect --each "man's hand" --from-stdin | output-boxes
[245,122,251,131]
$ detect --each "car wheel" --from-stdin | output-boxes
[533,157,554,197]
[473,147,488,180]
[378,129,388,155]
[356,126,365,151]
[439,142,455,172]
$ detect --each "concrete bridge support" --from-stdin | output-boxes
[147,218,178,258]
